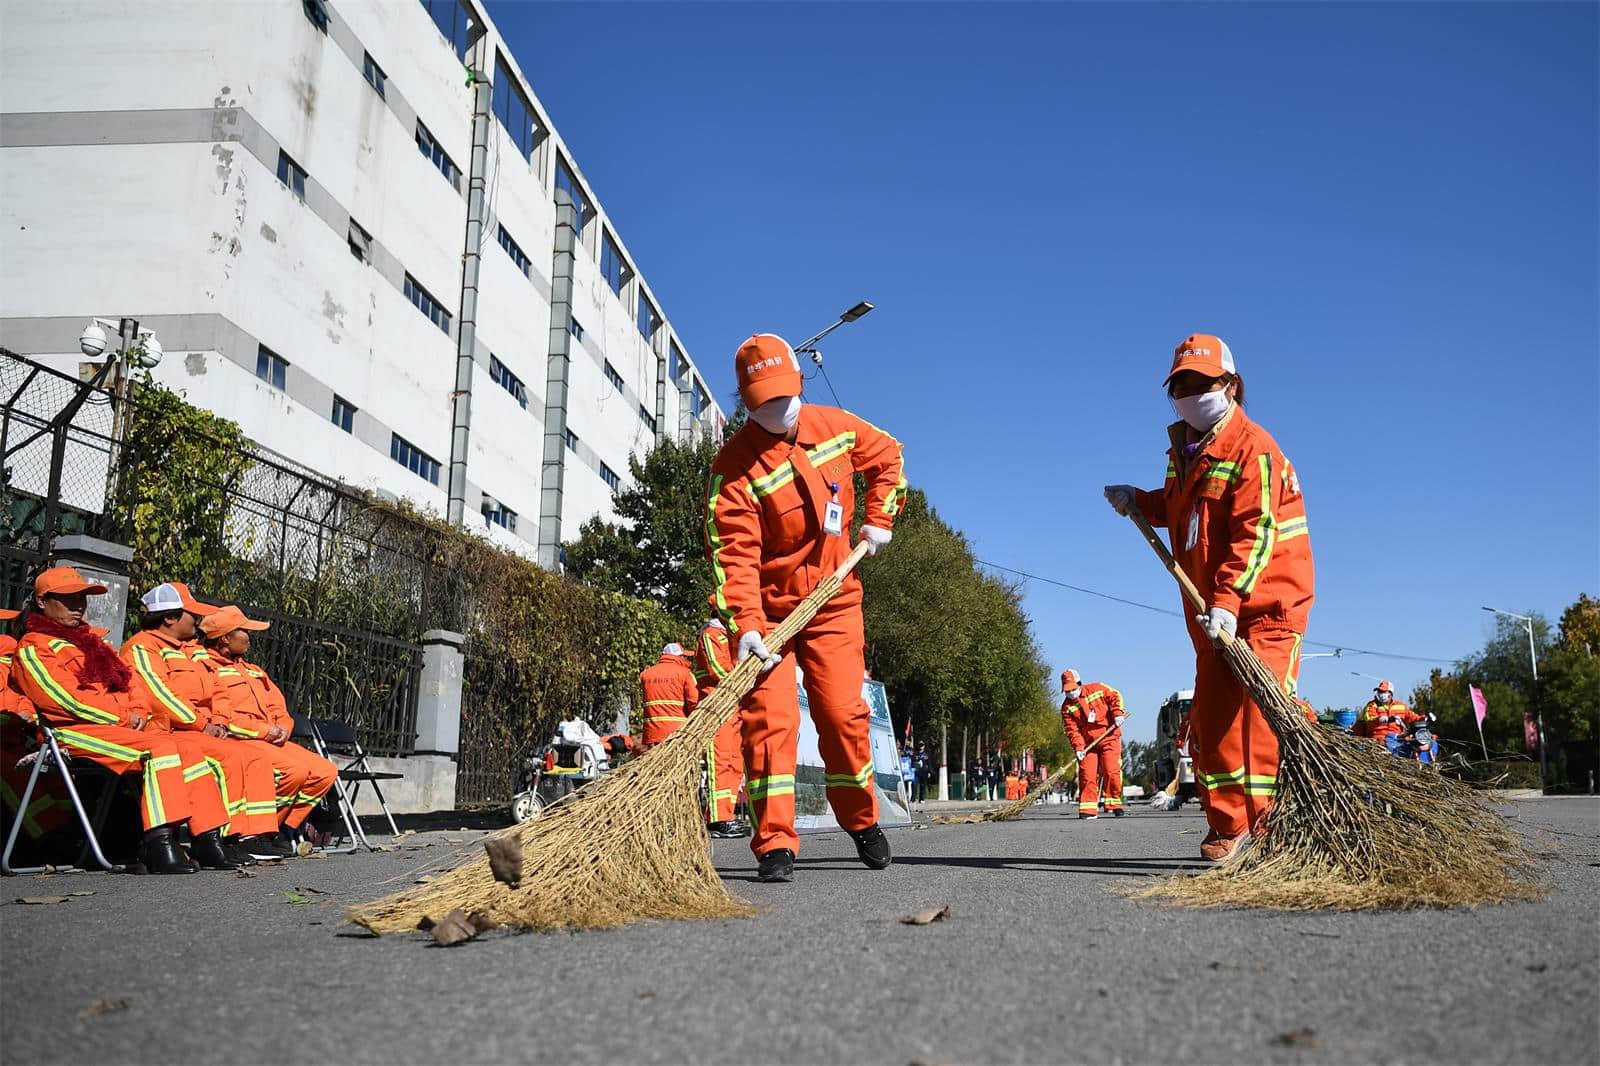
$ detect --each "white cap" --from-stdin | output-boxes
[662,643,685,657]
[140,583,185,613]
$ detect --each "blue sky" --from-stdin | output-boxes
[495,1,1598,742]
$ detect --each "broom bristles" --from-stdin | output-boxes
[934,766,1070,824]
[350,545,870,936]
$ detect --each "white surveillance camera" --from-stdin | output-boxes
[79,321,108,358]
[134,334,163,369]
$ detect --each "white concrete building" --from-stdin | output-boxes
[0,0,724,564]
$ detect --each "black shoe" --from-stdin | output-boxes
[221,836,258,866]
[756,848,795,882]
[1111,809,1125,818]
[847,825,892,870]
[136,829,199,875]
[244,835,296,860]
[1079,813,1098,820]
[707,820,750,839]
[190,829,245,870]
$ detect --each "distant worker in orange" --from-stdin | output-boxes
[1059,669,1128,819]
[638,643,697,747]
[1355,681,1420,745]
[692,618,749,839]
[704,333,907,883]
[197,605,338,845]
[1105,333,1313,861]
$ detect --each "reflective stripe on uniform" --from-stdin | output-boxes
[824,761,874,790]
[56,728,143,762]
[745,774,795,800]
[1243,774,1277,796]
[1277,516,1309,541]
[17,647,121,724]
[1200,765,1247,790]
[1233,453,1277,594]
[748,462,798,500]
[1204,460,1243,484]
[132,645,198,723]
[704,473,734,627]
[699,631,730,680]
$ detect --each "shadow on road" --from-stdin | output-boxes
[714,854,1206,882]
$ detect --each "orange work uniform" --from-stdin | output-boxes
[1137,405,1313,838]
[199,650,336,829]
[1355,698,1420,745]
[1061,682,1127,814]
[705,403,907,856]
[11,630,229,833]
[639,653,698,748]
[121,631,278,838]
[1,632,71,839]
[692,621,744,823]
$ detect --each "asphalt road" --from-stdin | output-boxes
[3,797,1596,1065]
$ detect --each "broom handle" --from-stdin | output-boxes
[1125,509,1209,615]
[765,541,873,651]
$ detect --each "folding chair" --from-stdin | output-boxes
[291,714,403,852]
[1,719,127,875]
[288,713,360,854]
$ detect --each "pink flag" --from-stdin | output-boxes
[1469,685,1488,727]
[1524,712,1539,754]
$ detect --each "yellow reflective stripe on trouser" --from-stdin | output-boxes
[16,647,120,724]
[144,753,179,826]
[132,645,197,724]
[1244,775,1277,796]
[1078,801,1098,812]
[55,728,143,762]
[1233,453,1276,594]
[746,774,794,800]
[1201,765,1247,790]
[823,762,874,790]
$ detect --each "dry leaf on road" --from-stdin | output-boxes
[898,905,951,925]
[429,908,477,946]
[485,837,522,888]
[78,998,129,1019]
[1269,1028,1321,1049]
[15,896,69,905]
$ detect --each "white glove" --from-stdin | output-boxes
[1103,485,1139,516]
[1196,606,1237,643]
[860,525,892,556]
[1113,715,1127,727]
[1073,750,1086,764]
[737,630,780,672]
[1377,715,1391,724]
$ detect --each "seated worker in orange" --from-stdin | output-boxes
[121,583,280,866]
[692,617,751,840]
[1060,670,1129,819]
[11,567,241,874]
[196,606,337,845]
[0,606,73,847]
[1355,680,1420,745]
[705,333,907,883]
[1105,333,1313,861]
[639,643,697,747]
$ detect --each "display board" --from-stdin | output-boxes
[794,674,912,832]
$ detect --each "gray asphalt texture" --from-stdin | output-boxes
[3,798,1596,1066]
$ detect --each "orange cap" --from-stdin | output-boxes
[0,608,18,621]
[1375,680,1393,693]
[735,334,803,409]
[1060,669,1079,690]
[34,566,108,597]
[1163,333,1236,387]
[199,604,270,639]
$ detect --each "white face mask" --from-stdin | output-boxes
[1064,687,1080,700]
[751,395,801,434]
[1174,388,1232,431]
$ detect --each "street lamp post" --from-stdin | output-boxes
[789,301,874,410]
[1483,606,1547,787]
[79,317,162,506]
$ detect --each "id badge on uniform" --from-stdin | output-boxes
[823,500,844,537]
[1087,710,1097,724]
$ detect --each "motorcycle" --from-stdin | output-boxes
[1385,713,1439,766]
[508,720,634,823]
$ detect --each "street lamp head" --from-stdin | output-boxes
[840,301,874,323]
[78,321,108,358]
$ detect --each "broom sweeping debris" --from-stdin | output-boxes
[932,722,1121,825]
[350,543,872,936]
[1125,510,1544,910]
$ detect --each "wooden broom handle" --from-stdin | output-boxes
[1125,508,1208,614]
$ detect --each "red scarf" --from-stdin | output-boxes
[24,614,133,692]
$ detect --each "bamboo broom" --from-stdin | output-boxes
[1124,510,1543,910]
[934,723,1120,824]
[350,543,873,935]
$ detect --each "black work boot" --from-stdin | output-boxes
[707,820,749,839]
[756,848,795,882]
[190,828,245,870]
[243,834,296,861]
[221,835,258,866]
[136,828,199,875]
[848,824,892,870]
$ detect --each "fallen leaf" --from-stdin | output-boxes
[1298,930,1341,939]
[485,837,522,889]
[16,896,69,905]
[429,908,477,946]
[234,870,256,879]
[638,991,656,1000]
[1270,1028,1321,1050]
[293,886,328,896]
[302,852,328,861]
[78,998,128,1019]
[284,892,313,906]
[295,841,313,857]
[467,910,499,932]
[898,905,950,926]
[400,829,417,837]
[1526,963,1548,973]
[65,891,95,897]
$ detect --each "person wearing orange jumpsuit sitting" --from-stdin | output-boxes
[1,606,73,850]
[11,567,240,873]
[1105,333,1314,862]
[1060,669,1128,819]
[196,605,337,844]
[1355,680,1420,745]
[638,644,697,747]
[692,618,750,839]
[121,583,280,864]
[704,333,906,883]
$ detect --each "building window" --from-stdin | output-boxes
[565,428,579,453]
[404,274,451,334]
[419,0,472,60]
[693,382,707,417]
[570,318,585,343]
[482,499,517,532]
[639,405,657,433]
[492,54,542,162]
[670,341,685,383]
[362,52,386,98]
[276,150,307,200]
[416,121,460,191]
[554,158,591,240]
[488,354,528,409]
[600,231,627,297]
[603,361,625,392]
[331,395,356,433]
[390,433,441,485]
[347,218,372,264]
[303,0,329,33]
[637,290,660,345]
[599,462,621,492]
[496,224,530,277]
[256,345,288,390]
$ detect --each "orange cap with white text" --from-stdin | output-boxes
[1060,669,1080,691]
[1163,333,1236,387]
[735,334,803,410]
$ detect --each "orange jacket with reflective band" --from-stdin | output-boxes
[1355,698,1421,743]
[1136,406,1313,649]
[704,404,907,636]
[119,631,230,734]
[639,654,697,724]
[1,635,39,722]
[11,632,143,729]
[1060,682,1126,750]
[692,623,735,698]
[198,652,291,737]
